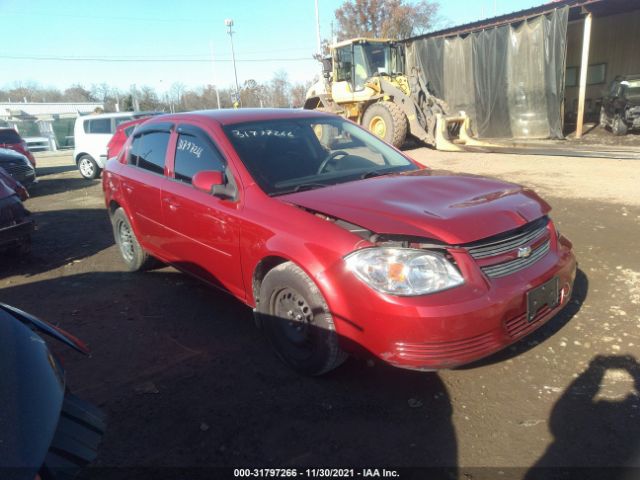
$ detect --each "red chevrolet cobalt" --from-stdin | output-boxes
[103,109,576,375]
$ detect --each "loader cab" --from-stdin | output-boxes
[332,39,405,102]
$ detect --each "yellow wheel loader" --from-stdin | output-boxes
[304,38,475,151]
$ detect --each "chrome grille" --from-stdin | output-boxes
[3,164,33,176]
[466,217,548,259]
[481,240,550,278]
[463,217,551,279]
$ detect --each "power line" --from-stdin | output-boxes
[0,55,314,63]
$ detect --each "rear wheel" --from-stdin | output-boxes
[77,155,101,179]
[110,208,156,271]
[612,115,628,136]
[362,101,408,148]
[257,262,347,375]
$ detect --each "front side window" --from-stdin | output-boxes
[335,46,353,83]
[174,131,225,184]
[223,117,417,196]
[129,131,170,175]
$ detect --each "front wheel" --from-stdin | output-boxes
[77,155,101,179]
[257,262,347,375]
[362,101,408,148]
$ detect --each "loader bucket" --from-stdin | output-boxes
[434,114,472,152]
[434,113,499,152]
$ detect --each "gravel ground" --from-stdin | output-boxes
[1,149,639,479]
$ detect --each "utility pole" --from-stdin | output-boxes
[225,19,241,108]
[209,41,221,109]
[315,0,322,57]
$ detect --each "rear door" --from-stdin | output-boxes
[121,123,173,253]
[161,123,245,298]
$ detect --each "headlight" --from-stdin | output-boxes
[345,247,464,296]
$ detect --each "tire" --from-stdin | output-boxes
[362,101,408,148]
[110,208,155,272]
[612,115,628,136]
[77,155,101,179]
[311,107,337,146]
[257,262,347,375]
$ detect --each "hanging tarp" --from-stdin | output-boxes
[407,7,568,139]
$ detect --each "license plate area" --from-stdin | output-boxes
[526,276,559,322]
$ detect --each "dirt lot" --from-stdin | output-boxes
[1,149,639,479]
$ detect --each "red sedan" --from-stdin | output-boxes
[102,109,576,375]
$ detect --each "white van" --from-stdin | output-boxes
[73,112,153,179]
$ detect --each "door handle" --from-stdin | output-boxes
[162,197,181,211]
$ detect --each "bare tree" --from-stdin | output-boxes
[267,71,291,108]
[334,0,440,40]
[290,81,313,108]
[63,84,95,102]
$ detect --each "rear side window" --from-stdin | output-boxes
[129,131,170,175]
[0,129,22,143]
[84,118,112,134]
[174,131,225,184]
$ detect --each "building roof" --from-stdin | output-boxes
[0,102,104,119]
[408,0,640,40]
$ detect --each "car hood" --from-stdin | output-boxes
[279,170,550,244]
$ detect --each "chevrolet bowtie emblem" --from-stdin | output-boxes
[517,246,532,258]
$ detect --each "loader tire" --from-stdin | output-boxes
[362,101,408,148]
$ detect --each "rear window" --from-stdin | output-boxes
[123,125,137,137]
[129,131,170,175]
[83,118,112,134]
[0,129,22,144]
[115,116,135,127]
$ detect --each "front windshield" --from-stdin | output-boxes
[354,43,402,78]
[624,79,640,98]
[223,116,418,196]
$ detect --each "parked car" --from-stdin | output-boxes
[0,127,36,168]
[0,147,36,186]
[0,303,105,480]
[600,74,640,135]
[74,111,160,179]
[106,117,150,161]
[0,166,32,256]
[103,109,576,375]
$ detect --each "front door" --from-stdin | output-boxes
[161,123,245,299]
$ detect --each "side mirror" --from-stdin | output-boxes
[192,170,224,194]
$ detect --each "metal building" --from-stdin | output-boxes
[0,102,104,150]
[405,0,640,139]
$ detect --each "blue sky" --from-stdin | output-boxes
[1,0,542,94]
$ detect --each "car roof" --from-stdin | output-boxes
[145,108,333,127]
[78,111,161,120]
[115,116,154,131]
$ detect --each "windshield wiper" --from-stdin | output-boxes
[361,169,393,179]
[271,183,328,196]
